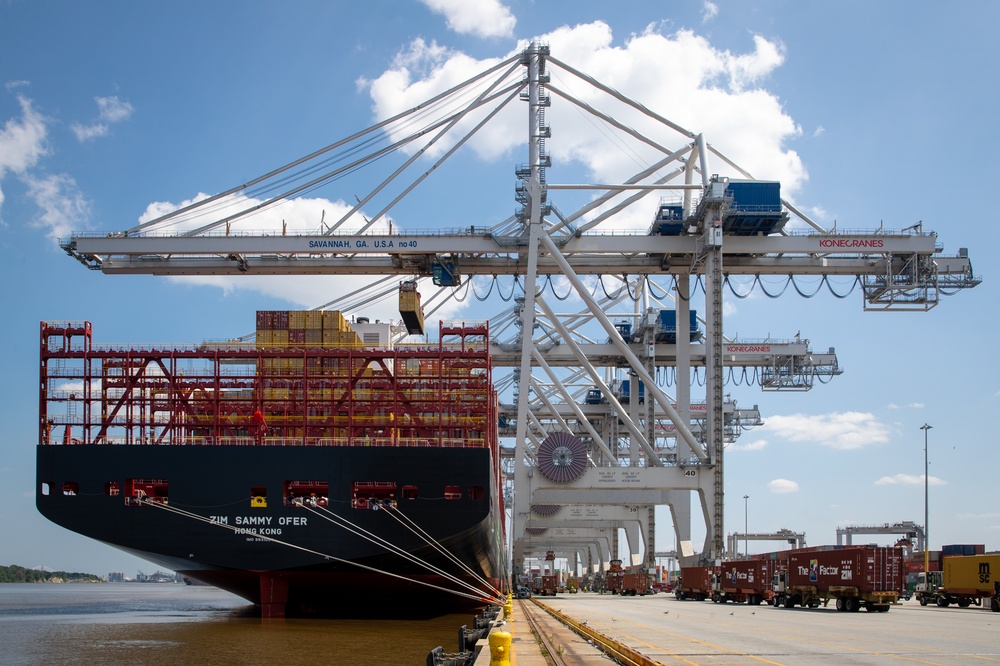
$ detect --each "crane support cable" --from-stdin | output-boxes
[134,497,504,606]
[547,55,697,140]
[125,52,523,236]
[351,80,525,234]
[161,79,524,237]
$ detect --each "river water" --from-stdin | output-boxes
[0,583,480,665]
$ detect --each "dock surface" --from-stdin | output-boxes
[475,592,1000,665]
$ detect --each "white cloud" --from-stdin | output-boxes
[701,2,719,23]
[421,0,516,38]
[725,35,786,92]
[886,402,925,410]
[768,478,799,494]
[0,92,96,236]
[24,172,90,239]
[360,21,806,204]
[0,95,48,176]
[874,473,946,487]
[729,438,767,452]
[71,95,133,141]
[763,411,890,450]
[0,94,50,217]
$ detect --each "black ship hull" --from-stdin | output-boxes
[37,444,504,617]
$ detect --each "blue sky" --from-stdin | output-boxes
[2,0,998,576]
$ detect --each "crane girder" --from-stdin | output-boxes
[63,231,977,284]
[489,340,838,370]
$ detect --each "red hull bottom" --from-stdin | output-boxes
[179,568,503,618]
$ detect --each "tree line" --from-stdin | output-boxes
[0,564,102,583]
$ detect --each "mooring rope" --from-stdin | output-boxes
[301,500,504,603]
[379,502,503,598]
[135,497,503,605]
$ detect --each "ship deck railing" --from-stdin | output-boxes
[50,436,490,448]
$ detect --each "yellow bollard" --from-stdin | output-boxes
[489,631,512,666]
[503,599,513,620]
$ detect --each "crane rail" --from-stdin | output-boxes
[525,597,662,666]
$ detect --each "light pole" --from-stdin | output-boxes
[921,423,932,579]
[743,494,749,559]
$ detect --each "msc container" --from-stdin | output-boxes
[943,554,999,595]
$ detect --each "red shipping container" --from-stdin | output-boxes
[787,547,903,594]
[720,560,769,594]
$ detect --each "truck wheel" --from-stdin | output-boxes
[784,596,796,609]
[773,596,782,608]
[919,596,928,606]
[958,598,972,608]
[845,597,860,612]
[991,597,999,612]
[836,597,846,612]
[936,597,950,607]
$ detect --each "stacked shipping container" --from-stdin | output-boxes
[40,316,495,451]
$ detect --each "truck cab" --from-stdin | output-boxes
[915,571,943,606]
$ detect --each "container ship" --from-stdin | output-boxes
[36,307,507,617]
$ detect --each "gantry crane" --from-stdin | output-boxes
[837,521,925,553]
[727,529,808,558]
[60,43,979,570]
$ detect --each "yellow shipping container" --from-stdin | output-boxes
[305,310,324,329]
[323,310,348,332]
[942,554,1000,597]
